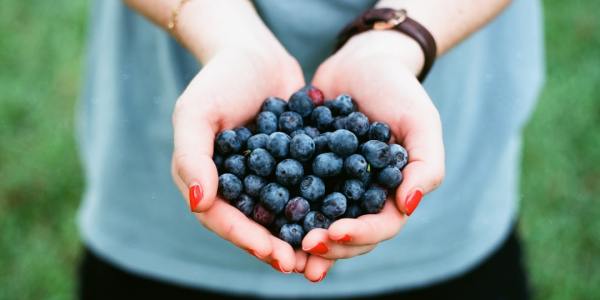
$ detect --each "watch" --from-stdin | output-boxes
[335,8,437,82]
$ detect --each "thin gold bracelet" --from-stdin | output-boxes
[167,0,191,38]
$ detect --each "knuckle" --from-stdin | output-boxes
[172,151,195,182]
[172,95,217,127]
[222,221,239,242]
[431,168,445,189]
[172,96,189,125]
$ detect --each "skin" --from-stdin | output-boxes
[124,0,511,282]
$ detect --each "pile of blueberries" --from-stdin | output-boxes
[214,86,408,248]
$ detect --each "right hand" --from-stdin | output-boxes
[170,45,307,273]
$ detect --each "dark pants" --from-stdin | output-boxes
[78,228,530,300]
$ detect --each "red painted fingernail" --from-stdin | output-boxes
[307,242,328,255]
[335,235,352,243]
[189,184,202,211]
[405,188,423,216]
[311,271,327,283]
[270,260,291,274]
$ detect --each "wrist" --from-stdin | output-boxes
[341,30,425,77]
[176,0,288,64]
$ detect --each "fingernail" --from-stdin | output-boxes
[334,235,352,243]
[306,242,328,255]
[405,188,423,216]
[189,184,203,211]
[270,260,291,274]
[311,271,327,283]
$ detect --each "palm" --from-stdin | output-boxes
[305,46,445,261]
[171,50,307,273]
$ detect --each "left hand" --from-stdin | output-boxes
[304,30,446,260]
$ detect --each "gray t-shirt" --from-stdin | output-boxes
[77,0,544,297]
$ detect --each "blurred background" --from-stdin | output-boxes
[0,0,598,299]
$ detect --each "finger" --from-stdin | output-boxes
[311,57,338,99]
[294,249,308,273]
[172,101,219,213]
[302,228,376,259]
[301,228,330,255]
[391,105,445,216]
[304,255,335,283]
[327,200,406,246]
[268,236,296,274]
[197,200,273,260]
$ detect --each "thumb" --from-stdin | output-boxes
[392,111,445,216]
[172,103,219,213]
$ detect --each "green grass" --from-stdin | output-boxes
[520,0,600,299]
[0,0,598,299]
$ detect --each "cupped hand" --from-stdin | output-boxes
[170,46,309,273]
[172,45,333,281]
[305,30,446,260]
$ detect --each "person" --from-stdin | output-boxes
[76,0,544,299]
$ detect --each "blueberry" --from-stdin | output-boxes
[321,192,347,219]
[361,186,387,214]
[342,179,365,202]
[256,111,278,134]
[218,173,243,201]
[299,175,326,202]
[288,90,314,117]
[223,154,246,178]
[328,129,358,157]
[247,133,269,150]
[303,211,332,233]
[369,122,391,143]
[290,129,306,138]
[267,132,291,159]
[213,154,224,172]
[252,202,275,226]
[303,126,320,139]
[332,116,347,130]
[259,182,290,214]
[312,152,343,177]
[275,159,304,187]
[284,197,310,222]
[331,93,355,116]
[234,194,255,217]
[261,96,287,116]
[243,174,267,198]
[290,133,315,162]
[215,130,241,155]
[313,133,330,154]
[247,148,275,177]
[271,215,288,234]
[345,112,370,138]
[377,166,403,189]
[311,106,334,131]
[278,111,304,134]
[279,224,305,247]
[361,140,392,169]
[324,99,335,111]
[344,204,363,218]
[234,127,253,146]
[390,144,409,170]
[357,170,373,186]
[344,154,368,178]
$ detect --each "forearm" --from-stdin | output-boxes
[123,0,286,64]
[376,0,512,55]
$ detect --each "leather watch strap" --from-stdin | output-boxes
[335,8,437,82]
